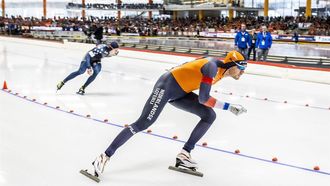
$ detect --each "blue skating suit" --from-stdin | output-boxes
[63,44,111,89]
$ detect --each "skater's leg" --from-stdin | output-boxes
[104,87,169,157]
[85,77,175,180]
[170,92,216,153]
[86,73,184,179]
[104,73,186,157]
[82,63,102,89]
[63,60,88,83]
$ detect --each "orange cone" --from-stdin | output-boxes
[2,81,8,90]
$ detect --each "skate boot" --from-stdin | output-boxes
[168,149,203,177]
[76,86,85,95]
[80,153,110,182]
[175,149,198,170]
[56,81,64,91]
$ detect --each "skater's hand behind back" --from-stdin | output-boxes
[87,68,94,76]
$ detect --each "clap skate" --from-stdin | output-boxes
[76,86,85,95]
[56,81,64,92]
[80,153,109,182]
[168,149,203,177]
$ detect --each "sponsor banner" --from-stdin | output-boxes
[198,32,330,43]
[275,34,315,42]
[216,32,236,38]
[314,36,330,42]
[31,26,62,31]
[121,33,140,36]
[31,30,87,39]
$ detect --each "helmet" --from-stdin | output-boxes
[107,41,119,49]
[107,41,119,56]
[220,50,247,70]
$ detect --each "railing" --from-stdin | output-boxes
[115,42,330,68]
[24,32,330,69]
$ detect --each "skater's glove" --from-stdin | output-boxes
[87,68,94,76]
[109,49,119,56]
[229,104,247,116]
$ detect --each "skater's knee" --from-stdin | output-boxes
[131,121,152,132]
[200,109,216,123]
[134,124,149,132]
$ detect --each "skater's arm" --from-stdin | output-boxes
[102,45,111,57]
[199,59,247,115]
[199,59,230,110]
[199,61,247,115]
[85,54,92,68]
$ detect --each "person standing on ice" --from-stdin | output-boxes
[235,23,251,59]
[82,50,248,181]
[56,41,119,95]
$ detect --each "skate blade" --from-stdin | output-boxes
[76,92,84,95]
[168,166,203,177]
[80,169,100,183]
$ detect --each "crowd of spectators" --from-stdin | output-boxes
[1,15,330,37]
[66,3,164,10]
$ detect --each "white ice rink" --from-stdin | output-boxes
[0,36,329,186]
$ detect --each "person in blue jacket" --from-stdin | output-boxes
[234,23,251,59]
[256,26,272,61]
